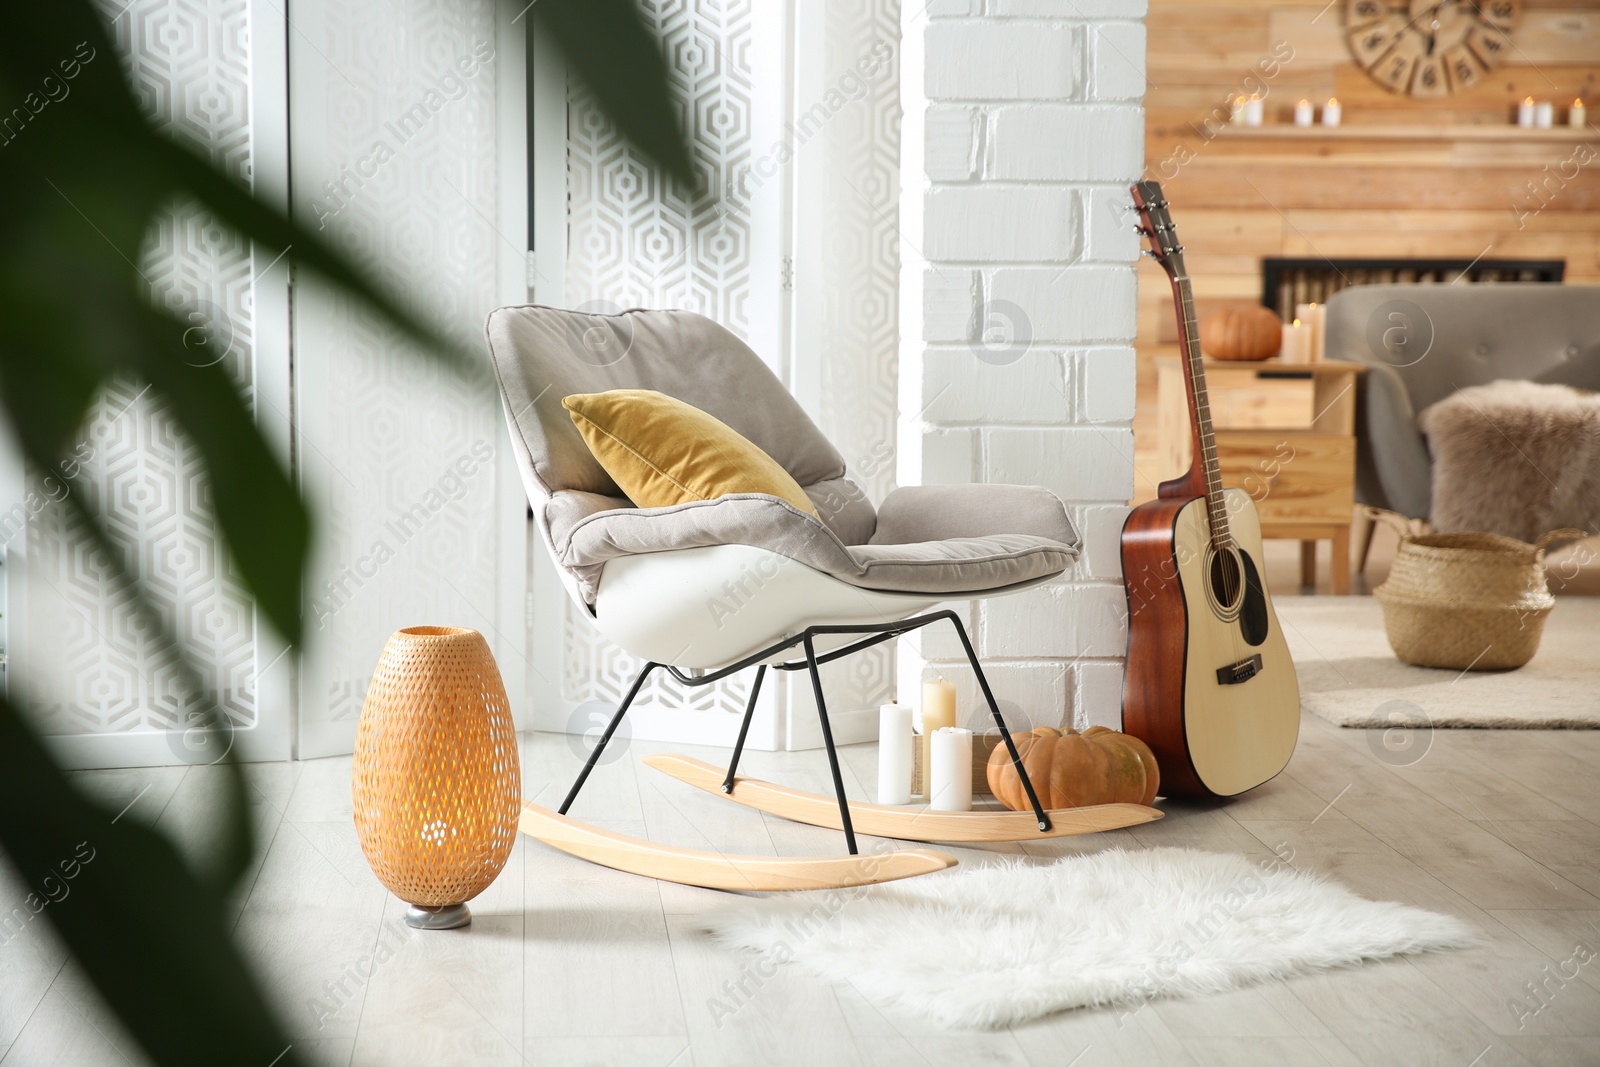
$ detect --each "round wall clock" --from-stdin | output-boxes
[1345,0,1519,96]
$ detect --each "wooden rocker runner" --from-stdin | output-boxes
[519,800,955,892]
[642,754,1162,843]
[486,303,1158,891]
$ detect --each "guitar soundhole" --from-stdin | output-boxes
[1206,547,1245,620]
[1239,551,1269,647]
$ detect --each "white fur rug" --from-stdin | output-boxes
[701,847,1477,1030]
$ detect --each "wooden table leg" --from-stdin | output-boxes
[1330,526,1351,595]
[1352,507,1376,578]
[1299,541,1318,591]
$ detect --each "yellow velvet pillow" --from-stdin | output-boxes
[563,389,820,517]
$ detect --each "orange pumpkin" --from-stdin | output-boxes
[1199,305,1282,361]
[987,726,1159,810]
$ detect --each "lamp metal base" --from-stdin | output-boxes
[404,902,471,930]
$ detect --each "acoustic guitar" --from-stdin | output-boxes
[1121,181,1299,798]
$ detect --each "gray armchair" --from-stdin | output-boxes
[1324,283,1600,568]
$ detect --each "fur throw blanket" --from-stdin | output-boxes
[1419,380,1600,541]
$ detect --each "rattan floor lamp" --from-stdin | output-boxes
[352,626,520,929]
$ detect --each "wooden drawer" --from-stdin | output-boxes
[1215,431,1355,526]
[1205,368,1315,429]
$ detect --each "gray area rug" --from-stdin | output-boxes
[1275,595,1600,729]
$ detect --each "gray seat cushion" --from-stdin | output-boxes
[548,484,1078,605]
[487,304,1080,605]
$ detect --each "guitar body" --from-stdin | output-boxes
[1123,488,1299,797]
[1121,180,1300,799]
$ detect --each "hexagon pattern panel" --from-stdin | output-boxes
[567,0,755,337]
[562,0,759,719]
[560,0,902,728]
[21,0,259,736]
[289,0,506,756]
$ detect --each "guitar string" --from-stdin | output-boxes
[1142,187,1252,680]
[1169,212,1248,671]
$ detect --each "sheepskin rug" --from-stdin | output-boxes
[1419,380,1600,541]
[701,847,1478,1030]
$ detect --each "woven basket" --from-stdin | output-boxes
[352,627,520,910]
[1369,509,1584,670]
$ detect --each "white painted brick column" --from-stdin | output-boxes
[897,0,1146,733]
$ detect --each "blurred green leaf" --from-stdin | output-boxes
[0,696,309,1067]
[0,0,695,1064]
[122,303,313,651]
[536,0,697,187]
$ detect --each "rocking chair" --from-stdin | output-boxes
[486,305,1161,891]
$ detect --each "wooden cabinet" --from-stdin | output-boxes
[1156,357,1364,593]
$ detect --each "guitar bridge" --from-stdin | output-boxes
[1216,653,1264,686]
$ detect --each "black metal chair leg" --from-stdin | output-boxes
[943,613,1054,833]
[802,635,859,855]
[559,661,658,815]
[721,664,766,794]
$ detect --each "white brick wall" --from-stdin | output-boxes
[925,24,1082,100]
[923,187,1078,261]
[898,0,1144,732]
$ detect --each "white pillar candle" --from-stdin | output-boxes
[1280,319,1310,364]
[877,703,914,806]
[1535,101,1554,129]
[1518,97,1536,128]
[1295,302,1327,363]
[919,676,957,797]
[1230,95,1246,124]
[1294,99,1314,127]
[1244,94,1264,127]
[929,727,974,813]
[1321,98,1341,128]
[1572,100,1588,128]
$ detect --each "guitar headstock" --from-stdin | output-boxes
[1131,180,1184,282]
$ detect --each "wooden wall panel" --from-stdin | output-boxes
[1140,0,1600,382]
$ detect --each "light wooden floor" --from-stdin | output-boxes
[4,708,1600,1067]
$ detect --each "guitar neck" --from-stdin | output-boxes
[1172,274,1233,550]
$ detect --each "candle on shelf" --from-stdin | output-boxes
[1280,318,1311,364]
[919,676,957,797]
[1230,95,1247,124]
[877,703,914,806]
[1321,97,1341,128]
[1535,101,1554,129]
[1244,94,1264,127]
[1294,99,1314,127]
[1518,96,1536,128]
[1294,302,1327,363]
[1572,99,1588,128]
[929,727,974,813]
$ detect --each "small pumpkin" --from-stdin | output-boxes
[1199,305,1282,362]
[987,726,1159,810]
